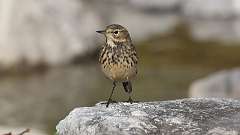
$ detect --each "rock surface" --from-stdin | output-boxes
[189,68,240,99]
[56,98,240,135]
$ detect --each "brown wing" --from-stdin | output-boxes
[130,44,138,65]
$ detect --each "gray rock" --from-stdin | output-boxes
[129,0,181,11]
[181,0,240,42]
[0,0,101,68]
[187,19,240,42]
[56,98,240,135]
[180,0,240,42]
[182,0,240,19]
[189,68,240,99]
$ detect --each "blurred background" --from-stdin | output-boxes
[1,0,240,134]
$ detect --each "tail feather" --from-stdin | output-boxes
[122,81,132,94]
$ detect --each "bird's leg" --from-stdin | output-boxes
[122,81,134,104]
[127,96,133,104]
[106,82,116,107]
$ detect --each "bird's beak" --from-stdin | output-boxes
[96,30,105,34]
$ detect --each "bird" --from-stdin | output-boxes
[96,24,138,107]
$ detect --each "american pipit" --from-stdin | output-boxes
[96,24,138,107]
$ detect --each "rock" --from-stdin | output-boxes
[189,68,240,99]
[56,98,240,135]
[187,19,240,42]
[181,0,240,42]
[0,0,101,68]
[182,0,240,19]
[129,0,181,11]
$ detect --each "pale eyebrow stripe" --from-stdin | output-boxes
[112,29,123,32]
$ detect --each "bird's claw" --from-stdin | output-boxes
[124,97,139,104]
[101,99,117,107]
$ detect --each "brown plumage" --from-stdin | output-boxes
[97,24,138,107]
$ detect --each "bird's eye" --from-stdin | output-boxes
[113,31,118,34]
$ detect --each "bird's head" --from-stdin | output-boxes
[96,24,131,46]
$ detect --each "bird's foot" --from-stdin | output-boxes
[123,97,139,104]
[101,99,117,107]
[128,97,133,104]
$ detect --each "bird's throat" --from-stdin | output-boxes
[106,39,117,47]
[106,38,130,48]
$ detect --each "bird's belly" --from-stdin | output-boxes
[101,64,137,82]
